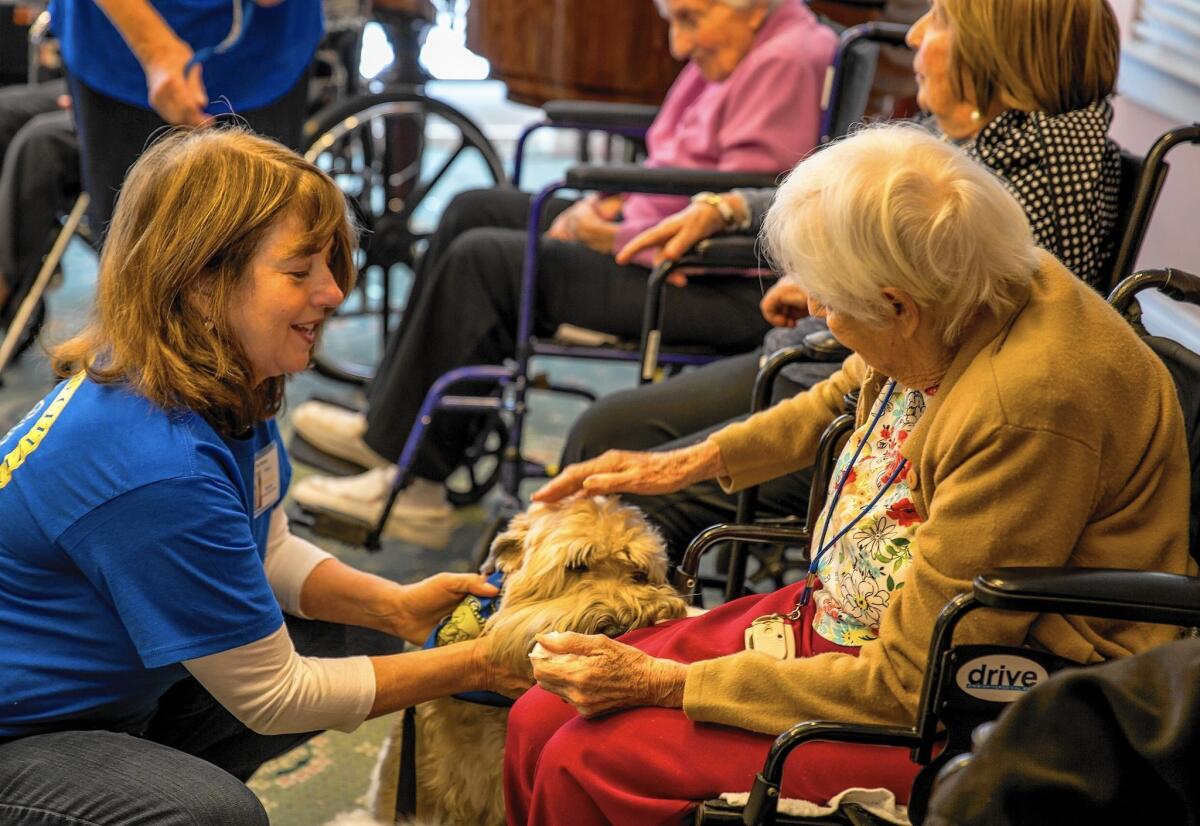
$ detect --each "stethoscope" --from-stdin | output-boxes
[793,379,909,613]
[184,0,255,77]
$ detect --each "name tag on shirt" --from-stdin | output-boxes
[253,442,281,518]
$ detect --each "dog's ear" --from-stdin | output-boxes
[487,510,531,574]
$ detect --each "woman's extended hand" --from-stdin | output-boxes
[387,572,499,645]
[615,193,746,276]
[472,633,536,699]
[760,279,810,327]
[530,632,687,717]
[546,194,622,255]
[532,442,726,503]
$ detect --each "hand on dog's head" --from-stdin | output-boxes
[480,496,687,677]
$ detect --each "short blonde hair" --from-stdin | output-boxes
[763,124,1040,345]
[943,0,1119,115]
[53,127,357,435]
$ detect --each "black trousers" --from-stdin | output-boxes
[560,318,840,557]
[363,187,773,482]
[66,69,310,231]
[0,82,78,323]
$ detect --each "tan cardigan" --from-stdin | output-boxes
[683,252,1194,734]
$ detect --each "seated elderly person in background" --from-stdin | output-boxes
[506,124,1191,825]
[289,0,838,527]
[0,128,525,826]
[560,0,1124,556]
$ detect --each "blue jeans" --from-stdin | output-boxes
[0,616,399,825]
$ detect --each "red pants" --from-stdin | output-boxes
[504,582,922,825]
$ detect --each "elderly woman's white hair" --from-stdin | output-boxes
[763,124,1041,345]
[653,0,785,14]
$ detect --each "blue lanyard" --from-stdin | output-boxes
[185,0,256,76]
[796,380,908,611]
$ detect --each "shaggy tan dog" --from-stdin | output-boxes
[359,496,687,826]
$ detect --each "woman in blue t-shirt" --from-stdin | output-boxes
[0,127,528,825]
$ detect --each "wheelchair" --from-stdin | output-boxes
[293,19,917,549]
[674,266,1200,825]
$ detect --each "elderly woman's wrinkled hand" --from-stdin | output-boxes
[530,632,687,717]
[532,443,726,503]
[546,194,622,255]
[615,197,741,277]
[760,278,810,327]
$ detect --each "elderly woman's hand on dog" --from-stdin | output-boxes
[533,442,728,503]
[530,632,687,716]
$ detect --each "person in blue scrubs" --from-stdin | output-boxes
[52,0,322,227]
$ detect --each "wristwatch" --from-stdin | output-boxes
[691,191,739,230]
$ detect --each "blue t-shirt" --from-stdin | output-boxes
[0,375,288,738]
[50,0,324,112]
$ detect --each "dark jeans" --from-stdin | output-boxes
[560,319,840,557]
[363,187,773,482]
[0,615,398,825]
[66,69,310,231]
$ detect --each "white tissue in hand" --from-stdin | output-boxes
[529,637,584,665]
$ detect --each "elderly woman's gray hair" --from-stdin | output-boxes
[762,124,1041,345]
[654,0,785,15]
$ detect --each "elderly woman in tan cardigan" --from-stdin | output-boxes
[503,124,1193,825]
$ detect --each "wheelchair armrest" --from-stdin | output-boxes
[673,521,810,593]
[974,567,1200,627]
[744,721,922,826]
[541,100,659,130]
[564,164,780,197]
[674,236,762,271]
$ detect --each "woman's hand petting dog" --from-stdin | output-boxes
[530,632,687,717]
[533,443,727,503]
[386,573,500,646]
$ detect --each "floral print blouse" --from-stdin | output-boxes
[810,382,935,646]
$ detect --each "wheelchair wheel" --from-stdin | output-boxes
[303,89,506,385]
[444,410,508,507]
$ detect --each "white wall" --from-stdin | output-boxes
[1108,0,1200,273]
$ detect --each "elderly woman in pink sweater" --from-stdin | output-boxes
[290,0,838,529]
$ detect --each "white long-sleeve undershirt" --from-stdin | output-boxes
[181,507,376,735]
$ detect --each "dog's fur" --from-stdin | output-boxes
[357,496,687,826]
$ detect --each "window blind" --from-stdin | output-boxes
[1119,0,1200,122]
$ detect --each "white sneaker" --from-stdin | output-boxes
[292,466,454,525]
[291,401,388,470]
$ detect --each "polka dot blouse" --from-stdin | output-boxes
[966,99,1121,289]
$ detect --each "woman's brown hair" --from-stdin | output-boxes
[52,127,357,435]
[942,0,1119,116]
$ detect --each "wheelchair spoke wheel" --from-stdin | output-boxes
[445,411,508,507]
[302,89,505,385]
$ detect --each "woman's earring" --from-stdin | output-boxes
[970,109,982,123]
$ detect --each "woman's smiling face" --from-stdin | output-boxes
[228,212,344,385]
